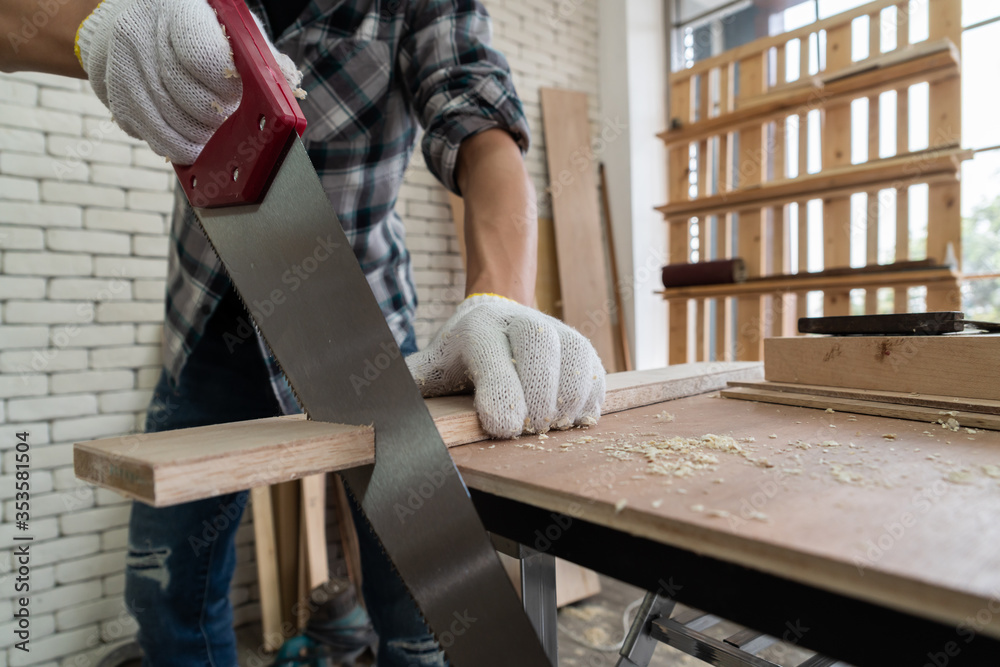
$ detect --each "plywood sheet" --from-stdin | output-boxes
[540,88,619,372]
[451,394,1000,640]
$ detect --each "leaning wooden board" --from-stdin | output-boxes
[764,335,1000,401]
[539,87,619,372]
[450,394,1000,640]
[74,363,763,506]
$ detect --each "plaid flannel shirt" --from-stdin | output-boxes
[162,0,530,411]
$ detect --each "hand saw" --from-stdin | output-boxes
[171,2,551,664]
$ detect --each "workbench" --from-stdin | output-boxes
[74,362,1000,665]
[457,393,1000,666]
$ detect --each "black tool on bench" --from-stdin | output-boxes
[798,312,1000,336]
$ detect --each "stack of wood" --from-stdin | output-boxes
[722,334,1000,430]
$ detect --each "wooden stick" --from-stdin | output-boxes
[598,163,632,371]
[333,475,363,593]
[74,363,764,507]
[250,486,284,652]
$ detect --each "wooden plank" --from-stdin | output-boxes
[925,0,962,311]
[865,190,881,313]
[598,164,631,371]
[894,77,910,314]
[763,335,1000,401]
[535,217,562,319]
[539,88,619,372]
[333,475,363,592]
[822,23,853,318]
[301,473,328,591]
[866,17,882,319]
[659,267,957,300]
[736,54,766,362]
[869,9,881,59]
[925,180,961,310]
[896,1,910,50]
[669,221,691,364]
[721,386,1000,431]
[668,77,694,365]
[894,189,910,312]
[796,200,809,323]
[251,486,283,652]
[797,111,808,177]
[658,147,969,219]
[74,363,764,507]
[727,380,1000,415]
[450,393,1000,641]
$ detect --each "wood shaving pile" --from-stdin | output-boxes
[602,432,769,478]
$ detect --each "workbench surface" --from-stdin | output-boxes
[452,393,1000,644]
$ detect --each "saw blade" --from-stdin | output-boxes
[194,138,551,667]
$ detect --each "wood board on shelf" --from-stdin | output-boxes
[74,362,763,507]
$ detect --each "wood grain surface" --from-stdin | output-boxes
[450,394,1000,640]
[540,88,619,371]
[764,335,1000,400]
[74,362,763,506]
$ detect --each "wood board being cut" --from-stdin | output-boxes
[450,393,1000,641]
[74,362,763,507]
[764,335,1000,401]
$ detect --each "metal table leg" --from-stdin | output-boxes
[616,591,676,667]
[490,534,559,665]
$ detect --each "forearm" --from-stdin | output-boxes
[0,0,97,77]
[456,128,537,307]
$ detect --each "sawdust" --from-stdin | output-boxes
[602,431,772,479]
[982,465,1000,479]
[946,469,976,484]
[583,627,611,646]
[654,411,675,422]
[562,605,601,622]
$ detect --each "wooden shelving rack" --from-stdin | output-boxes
[660,0,966,364]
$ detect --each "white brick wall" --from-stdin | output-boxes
[0,1,601,663]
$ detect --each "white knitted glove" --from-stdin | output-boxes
[76,0,303,165]
[407,294,606,439]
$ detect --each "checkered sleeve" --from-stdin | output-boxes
[400,0,530,195]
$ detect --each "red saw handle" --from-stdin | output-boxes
[173,0,307,208]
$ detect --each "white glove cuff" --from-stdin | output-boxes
[76,0,116,75]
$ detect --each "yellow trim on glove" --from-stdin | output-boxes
[74,2,104,69]
[466,292,515,303]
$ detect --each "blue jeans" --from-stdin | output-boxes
[126,289,446,666]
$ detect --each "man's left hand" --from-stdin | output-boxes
[406,294,606,439]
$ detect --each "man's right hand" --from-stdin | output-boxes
[76,0,303,165]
